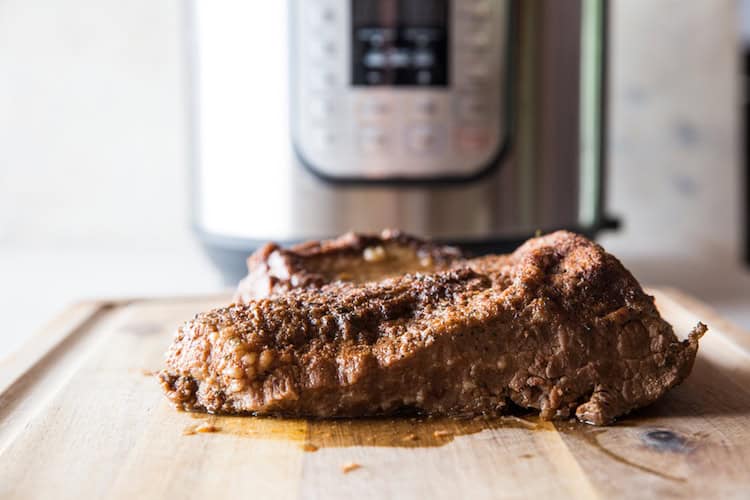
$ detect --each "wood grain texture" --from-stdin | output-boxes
[0,289,748,499]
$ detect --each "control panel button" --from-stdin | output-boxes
[359,127,387,152]
[407,125,441,153]
[307,5,336,27]
[311,129,336,150]
[457,95,487,121]
[457,127,491,152]
[462,0,491,20]
[413,50,435,68]
[358,99,389,119]
[363,50,387,68]
[309,71,338,90]
[460,70,490,91]
[368,31,387,47]
[414,96,439,117]
[308,99,334,120]
[467,65,490,81]
[309,39,337,59]
[467,32,490,52]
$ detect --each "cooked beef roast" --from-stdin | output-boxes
[160,231,705,425]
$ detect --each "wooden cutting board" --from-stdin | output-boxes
[1,289,749,499]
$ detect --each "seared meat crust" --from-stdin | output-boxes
[233,229,463,302]
[161,231,704,425]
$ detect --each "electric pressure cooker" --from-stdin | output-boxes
[187,0,616,281]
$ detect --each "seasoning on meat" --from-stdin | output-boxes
[160,231,705,425]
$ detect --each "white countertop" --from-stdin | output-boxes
[1,0,748,362]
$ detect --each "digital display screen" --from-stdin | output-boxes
[352,0,449,86]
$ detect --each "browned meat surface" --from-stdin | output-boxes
[160,231,705,425]
[234,229,463,302]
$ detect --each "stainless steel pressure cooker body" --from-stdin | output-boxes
[188,0,613,281]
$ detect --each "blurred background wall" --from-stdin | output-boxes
[0,0,746,358]
[602,0,740,259]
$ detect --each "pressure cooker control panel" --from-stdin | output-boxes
[291,0,508,181]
